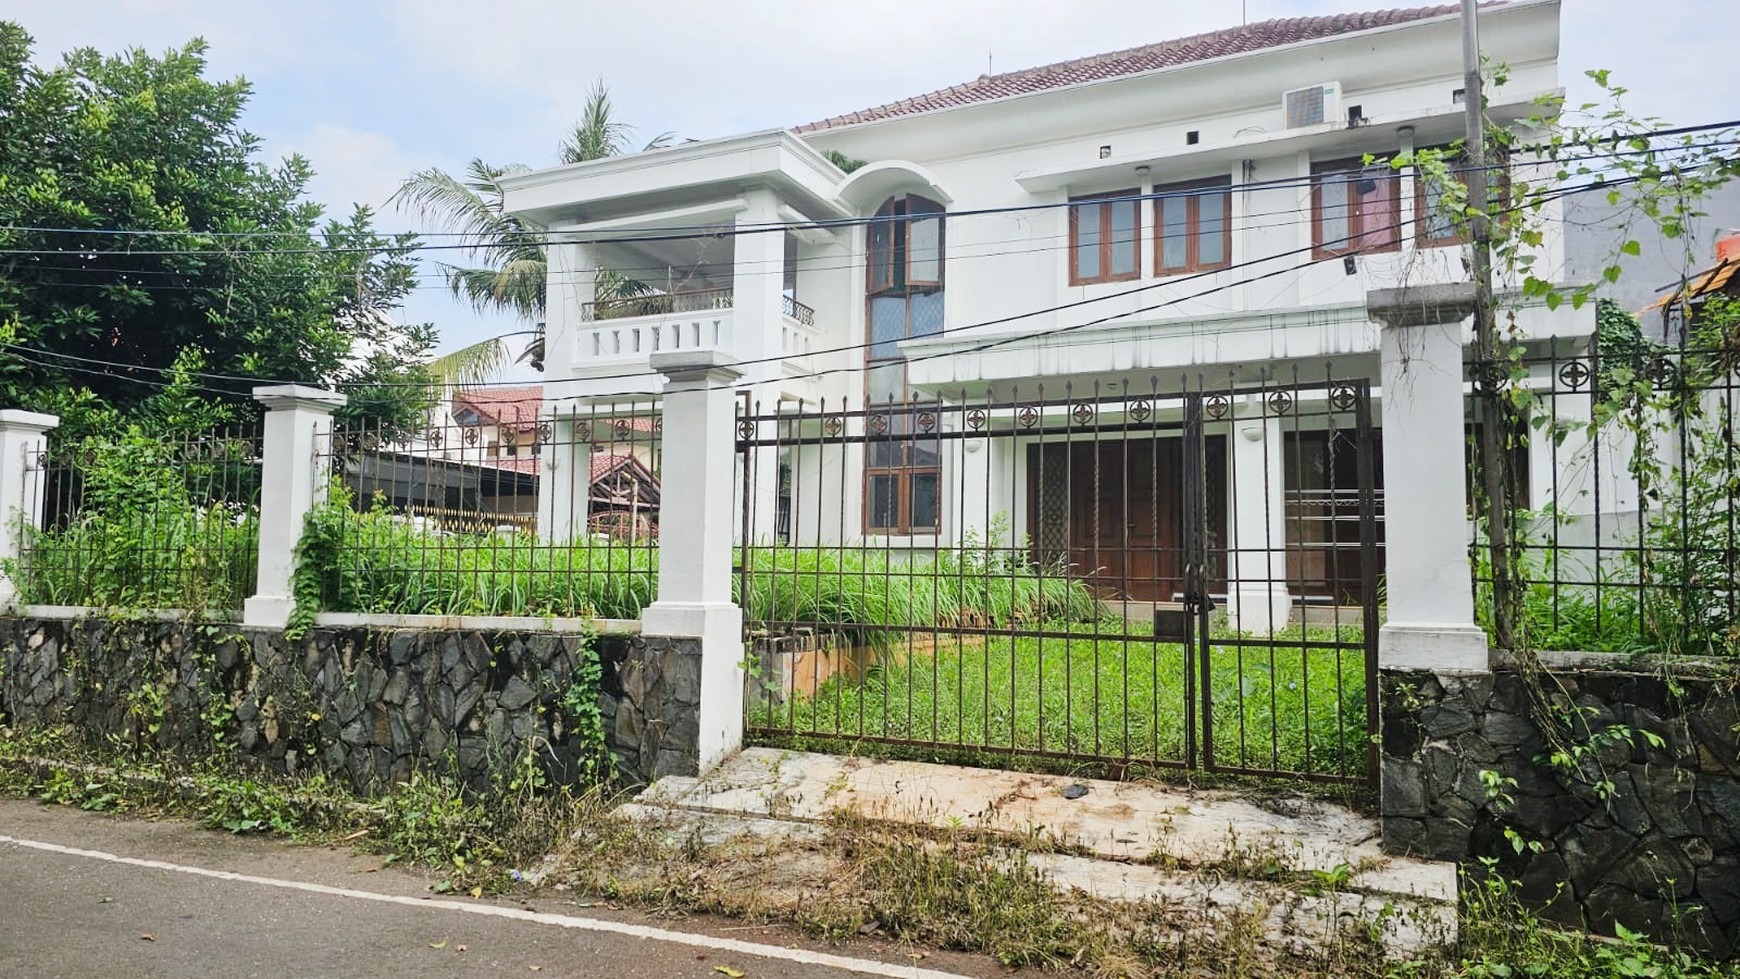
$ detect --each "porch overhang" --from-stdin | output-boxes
[898,293,1594,399]
[500,129,853,229]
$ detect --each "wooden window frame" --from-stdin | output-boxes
[1310,158,1402,259]
[1153,177,1233,276]
[1415,147,1513,249]
[864,195,946,535]
[1068,189,1141,285]
[868,195,945,297]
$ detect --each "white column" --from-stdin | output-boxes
[538,407,589,544]
[642,350,746,773]
[244,385,347,629]
[0,410,60,610]
[734,191,784,543]
[1369,284,1489,672]
[537,237,595,543]
[1223,407,1293,635]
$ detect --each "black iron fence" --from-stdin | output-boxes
[15,424,264,611]
[736,369,1380,783]
[1477,340,1740,658]
[306,401,662,619]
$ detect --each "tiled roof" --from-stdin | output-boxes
[484,456,541,475]
[795,5,1468,134]
[1641,258,1740,313]
[453,385,543,432]
[590,452,639,482]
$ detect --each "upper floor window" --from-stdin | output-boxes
[1312,159,1400,258]
[1069,190,1140,284]
[864,194,945,535]
[868,195,944,296]
[1155,178,1232,275]
[1416,148,1511,248]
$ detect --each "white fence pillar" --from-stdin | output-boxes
[1223,406,1293,636]
[1368,284,1489,672]
[0,410,60,610]
[642,350,745,773]
[244,385,347,629]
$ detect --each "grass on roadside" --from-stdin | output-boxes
[0,726,612,896]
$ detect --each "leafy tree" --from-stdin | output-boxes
[0,23,436,431]
[394,78,669,380]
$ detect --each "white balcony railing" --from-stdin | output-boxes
[574,309,734,368]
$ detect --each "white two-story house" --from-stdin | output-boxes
[503,0,1589,629]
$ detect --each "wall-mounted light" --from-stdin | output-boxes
[1134,165,1151,178]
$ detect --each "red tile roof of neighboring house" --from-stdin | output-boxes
[590,452,638,482]
[795,5,1469,134]
[453,385,543,433]
[484,456,541,475]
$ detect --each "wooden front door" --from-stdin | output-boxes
[1028,437,1225,602]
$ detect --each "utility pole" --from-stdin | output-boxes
[1462,0,1513,650]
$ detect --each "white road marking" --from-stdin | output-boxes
[0,834,975,979]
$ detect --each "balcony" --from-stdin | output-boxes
[570,287,822,387]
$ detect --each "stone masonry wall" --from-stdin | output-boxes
[0,617,701,792]
[1382,667,1740,954]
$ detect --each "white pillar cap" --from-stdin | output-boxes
[253,384,348,411]
[0,410,60,433]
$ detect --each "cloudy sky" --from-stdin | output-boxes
[2,0,1734,379]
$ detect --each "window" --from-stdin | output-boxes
[1311,158,1400,258]
[1415,148,1511,248]
[1155,178,1232,275]
[1069,189,1140,284]
[865,194,945,534]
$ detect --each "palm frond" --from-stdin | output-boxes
[390,163,520,252]
[560,78,636,164]
[443,263,544,322]
[427,337,509,387]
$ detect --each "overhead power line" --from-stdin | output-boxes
[0,126,1732,259]
[4,171,1644,402]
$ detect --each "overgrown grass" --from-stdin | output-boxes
[752,623,1370,780]
[0,726,609,895]
[296,496,1095,631]
[16,504,258,611]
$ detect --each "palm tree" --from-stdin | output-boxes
[394,78,671,384]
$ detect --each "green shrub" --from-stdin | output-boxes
[14,430,260,611]
[292,489,1096,637]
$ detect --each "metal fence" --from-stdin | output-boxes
[737,368,1380,784]
[311,401,662,619]
[16,424,264,611]
[1479,341,1740,658]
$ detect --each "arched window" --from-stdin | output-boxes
[865,195,944,534]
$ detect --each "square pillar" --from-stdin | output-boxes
[0,410,60,610]
[642,350,745,773]
[245,385,347,629]
[1368,284,1489,672]
[537,407,590,544]
[1223,406,1293,635]
[734,191,784,543]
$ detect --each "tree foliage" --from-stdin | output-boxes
[0,23,436,430]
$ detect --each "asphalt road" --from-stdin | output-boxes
[0,798,998,979]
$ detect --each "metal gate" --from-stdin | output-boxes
[736,372,1380,785]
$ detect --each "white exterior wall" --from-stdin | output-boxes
[504,1,1582,562]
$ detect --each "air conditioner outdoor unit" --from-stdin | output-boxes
[1282,83,1341,129]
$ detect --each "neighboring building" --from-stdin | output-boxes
[449,386,545,464]
[1563,182,1740,339]
[502,0,1589,626]
[1638,231,1740,342]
